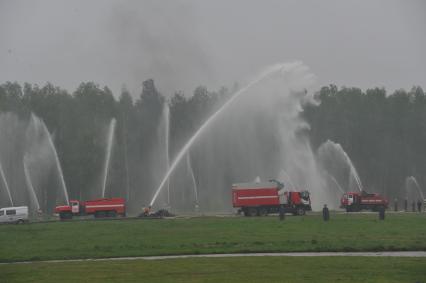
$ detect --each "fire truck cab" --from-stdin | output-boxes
[71,201,80,214]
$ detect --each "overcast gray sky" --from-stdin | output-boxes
[0,0,425,97]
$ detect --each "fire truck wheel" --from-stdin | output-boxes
[258,207,268,216]
[248,207,258,217]
[296,207,305,216]
[59,212,72,220]
[108,211,117,218]
[95,211,106,218]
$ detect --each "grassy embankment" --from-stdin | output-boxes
[0,213,425,262]
[1,257,425,283]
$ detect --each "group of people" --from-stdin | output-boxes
[320,200,420,222]
[394,198,424,212]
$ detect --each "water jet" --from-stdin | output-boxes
[150,63,290,207]
[186,153,198,208]
[101,118,116,198]
[23,156,40,212]
[0,160,13,206]
[31,114,69,205]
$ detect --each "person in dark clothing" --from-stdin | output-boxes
[394,198,398,211]
[417,200,422,212]
[412,200,416,212]
[279,205,285,221]
[322,204,330,221]
[379,206,385,220]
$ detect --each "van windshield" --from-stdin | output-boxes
[0,210,4,216]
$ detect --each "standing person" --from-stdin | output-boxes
[412,200,416,212]
[394,198,398,212]
[417,199,422,212]
[279,205,285,221]
[322,204,330,221]
[379,206,385,220]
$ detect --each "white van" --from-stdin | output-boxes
[0,206,29,224]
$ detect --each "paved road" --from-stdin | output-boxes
[1,251,425,265]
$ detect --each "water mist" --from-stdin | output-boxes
[102,118,117,198]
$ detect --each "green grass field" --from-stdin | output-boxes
[1,257,425,283]
[0,213,425,262]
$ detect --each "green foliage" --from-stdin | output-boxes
[0,82,24,113]
[1,79,425,206]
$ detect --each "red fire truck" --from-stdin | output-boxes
[55,198,126,220]
[232,180,312,216]
[340,191,388,212]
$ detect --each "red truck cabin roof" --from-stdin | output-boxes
[344,192,360,197]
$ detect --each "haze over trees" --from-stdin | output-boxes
[0,80,424,211]
[304,85,426,199]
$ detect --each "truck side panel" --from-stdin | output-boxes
[232,188,280,207]
[83,198,125,215]
[360,198,386,205]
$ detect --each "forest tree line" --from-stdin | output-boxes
[0,80,424,210]
[0,80,231,210]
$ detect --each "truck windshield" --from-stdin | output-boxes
[0,210,3,216]
[300,191,309,200]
